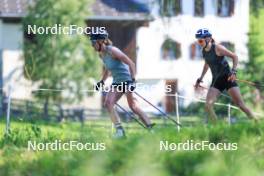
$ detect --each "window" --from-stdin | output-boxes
[194,0,204,17]
[159,0,181,17]
[190,43,203,60]
[220,42,235,52]
[161,38,181,60]
[217,0,235,17]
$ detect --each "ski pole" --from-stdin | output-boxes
[115,103,147,130]
[134,91,182,127]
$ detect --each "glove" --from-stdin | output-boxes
[228,69,237,82]
[128,78,136,92]
[121,78,136,93]
[195,78,203,89]
[95,80,104,91]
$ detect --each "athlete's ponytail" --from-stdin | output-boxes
[211,38,215,44]
[104,39,113,46]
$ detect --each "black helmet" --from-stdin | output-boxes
[90,31,108,41]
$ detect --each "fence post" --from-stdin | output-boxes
[175,92,180,132]
[228,104,231,125]
[6,85,12,135]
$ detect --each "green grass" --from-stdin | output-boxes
[0,118,264,176]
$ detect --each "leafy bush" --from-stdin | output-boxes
[0,120,264,176]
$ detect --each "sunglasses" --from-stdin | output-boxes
[197,39,204,44]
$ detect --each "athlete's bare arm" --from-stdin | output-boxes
[101,67,110,82]
[200,61,209,80]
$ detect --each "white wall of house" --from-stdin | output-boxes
[136,0,249,106]
[0,20,32,99]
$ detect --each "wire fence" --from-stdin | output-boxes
[2,84,263,135]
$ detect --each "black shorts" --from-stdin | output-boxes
[111,81,133,93]
[211,74,238,92]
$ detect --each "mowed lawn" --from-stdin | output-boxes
[0,118,264,176]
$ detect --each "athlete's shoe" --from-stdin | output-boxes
[113,126,126,139]
[146,123,156,133]
[146,123,156,129]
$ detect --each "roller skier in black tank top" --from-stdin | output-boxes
[194,28,258,123]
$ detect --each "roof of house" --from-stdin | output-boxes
[0,0,151,21]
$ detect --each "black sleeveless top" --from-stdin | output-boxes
[202,44,230,78]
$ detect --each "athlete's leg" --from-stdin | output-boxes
[126,92,153,127]
[227,87,256,120]
[205,87,221,123]
[104,89,124,125]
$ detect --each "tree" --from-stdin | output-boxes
[239,1,264,112]
[250,0,264,16]
[23,0,100,119]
